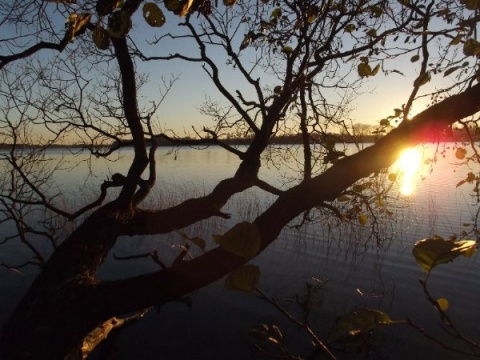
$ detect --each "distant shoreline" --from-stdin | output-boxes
[0,131,476,149]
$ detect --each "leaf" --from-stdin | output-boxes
[225,264,260,292]
[249,323,283,343]
[66,13,91,42]
[412,236,477,272]
[455,147,467,160]
[352,182,371,192]
[179,0,194,16]
[369,5,383,18]
[271,8,282,20]
[394,108,402,117]
[345,24,356,33]
[462,0,480,10]
[388,173,397,181]
[413,72,431,87]
[371,63,380,76]
[456,172,476,187]
[450,34,462,46]
[96,0,122,16]
[143,3,165,27]
[273,85,282,94]
[366,29,377,37]
[281,46,293,54]
[443,66,461,77]
[337,195,351,202]
[376,196,384,207]
[410,54,420,62]
[92,24,110,50]
[213,221,261,259]
[358,63,372,77]
[463,38,480,56]
[306,6,319,23]
[437,298,449,311]
[223,0,237,5]
[107,10,132,38]
[164,0,182,12]
[358,213,368,226]
[380,119,390,127]
[239,33,252,50]
[327,308,393,343]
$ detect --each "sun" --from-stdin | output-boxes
[396,148,422,195]
[397,148,422,173]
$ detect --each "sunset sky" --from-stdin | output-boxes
[1,2,466,137]
[128,10,455,135]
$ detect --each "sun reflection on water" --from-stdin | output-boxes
[396,148,422,195]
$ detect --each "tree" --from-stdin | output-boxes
[0,0,479,358]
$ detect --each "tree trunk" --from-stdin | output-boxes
[2,83,480,359]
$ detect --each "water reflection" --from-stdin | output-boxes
[396,148,422,196]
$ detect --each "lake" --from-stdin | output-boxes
[0,143,479,359]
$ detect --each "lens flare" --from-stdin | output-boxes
[396,148,422,195]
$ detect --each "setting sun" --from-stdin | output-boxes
[396,148,422,195]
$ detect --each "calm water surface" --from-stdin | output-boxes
[1,144,479,359]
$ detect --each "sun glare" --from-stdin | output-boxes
[396,148,422,195]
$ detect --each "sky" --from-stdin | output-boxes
[126,6,455,135]
[0,1,469,138]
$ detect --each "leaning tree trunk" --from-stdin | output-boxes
[1,82,480,359]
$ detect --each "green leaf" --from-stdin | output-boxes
[336,195,351,202]
[92,24,110,50]
[410,54,420,62]
[213,221,261,259]
[394,108,402,117]
[225,264,260,292]
[443,66,461,77]
[412,236,477,272]
[327,308,393,343]
[281,46,293,54]
[143,3,165,27]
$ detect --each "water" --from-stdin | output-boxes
[0,144,479,359]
